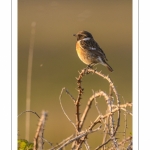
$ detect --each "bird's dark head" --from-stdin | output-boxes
[73,30,93,41]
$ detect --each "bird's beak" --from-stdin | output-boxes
[73,34,76,37]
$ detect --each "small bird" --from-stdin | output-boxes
[73,30,113,72]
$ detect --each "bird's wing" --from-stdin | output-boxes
[80,39,108,61]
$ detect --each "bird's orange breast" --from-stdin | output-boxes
[76,42,84,56]
[76,41,89,65]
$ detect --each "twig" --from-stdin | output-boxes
[80,90,109,130]
[88,102,132,131]
[18,110,40,118]
[123,97,127,140]
[33,111,48,150]
[76,90,113,149]
[57,67,132,149]
[94,93,101,116]
[59,87,77,131]
[118,136,132,147]
[93,90,110,150]
[57,127,101,150]
[108,136,132,150]
[102,117,109,150]
[87,69,121,138]
[95,138,112,150]
[120,108,132,116]
[49,134,74,150]
[72,68,90,149]
[84,140,90,150]
[107,96,119,149]
[75,68,88,132]
[87,69,119,103]
[65,88,76,102]
[42,137,52,147]
[127,137,132,150]
[112,103,132,116]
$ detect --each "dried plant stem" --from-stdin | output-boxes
[84,140,90,150]
[57,127,101,150]
[112,103,132,116]
[102,117,109,150]
[18,110,40,118]
[18,60,132,150]
[95,138,112,150]
[26,21,36,141]
[94,94,110,150]
[33,111,48,150]
[86,69,121,147]
[80,90,110,130]
[108,136,132,150]
[49,134,74,150]
[65,88,76,102]
[88,103,132,131]
[59,87,77,131]
[75,69,88,132]
[87,69,119,101]
[73,68,90,149]
[107,97,119,149]
[56,67,132,149]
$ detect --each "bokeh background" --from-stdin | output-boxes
[18,0,132,149]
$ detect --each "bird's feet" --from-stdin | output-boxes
[87,64,94,69]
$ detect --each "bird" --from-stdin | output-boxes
[73,30,113,72]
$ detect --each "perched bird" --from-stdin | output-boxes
[73,30,113,72]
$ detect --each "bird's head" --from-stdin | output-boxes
[73,30,93,41]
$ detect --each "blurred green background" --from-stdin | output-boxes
[18,0,132,149]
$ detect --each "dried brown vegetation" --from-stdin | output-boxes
[19,67,132,150]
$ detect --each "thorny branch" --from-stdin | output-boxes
[57,67,132,150]
[75,69,89,132]
[19,67,132,150]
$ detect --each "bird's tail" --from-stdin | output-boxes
[105,63,113,72]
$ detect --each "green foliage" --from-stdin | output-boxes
[18,139,33,150]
